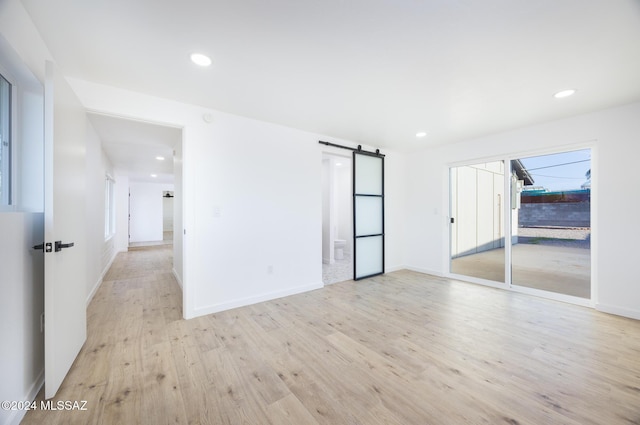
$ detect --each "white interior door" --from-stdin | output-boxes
[43,61,87,399]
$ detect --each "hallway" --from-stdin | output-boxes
[23,245,182,424]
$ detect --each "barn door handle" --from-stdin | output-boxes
[55,241,75,252]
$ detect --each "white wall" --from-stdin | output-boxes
[405,101,640,320]
[68,79,407,319]
[383,151,407,272]
[0,213,44,425]
[0,13,46,425]
[85,124,115,302]
[129,182,164,243]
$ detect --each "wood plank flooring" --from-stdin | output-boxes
[22,245,640,424]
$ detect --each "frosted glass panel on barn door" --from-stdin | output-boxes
[353,151,384,280]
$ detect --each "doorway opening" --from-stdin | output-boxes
[128,185,175,248]
[321,153,353,284]
[87,112,184,290]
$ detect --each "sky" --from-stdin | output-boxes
[519,148,591,192]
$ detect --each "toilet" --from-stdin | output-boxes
[334,239,346,260]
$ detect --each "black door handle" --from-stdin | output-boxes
[33,242,53,253]
[55,241,75,252]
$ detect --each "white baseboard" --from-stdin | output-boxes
[86,249,122,306]
[385,265,406,273]
[403,266,445,277]
[596,303,640,321]
[6,368,44,425]
[192,282,323,318]
[172,268,183,290]
[86,276,103,306]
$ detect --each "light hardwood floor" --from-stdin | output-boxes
[23,245,640,424]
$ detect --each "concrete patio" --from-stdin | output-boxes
[451,239,591,299]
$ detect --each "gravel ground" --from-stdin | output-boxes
[517,227,591,249]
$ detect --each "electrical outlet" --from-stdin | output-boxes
[267,265,273,274]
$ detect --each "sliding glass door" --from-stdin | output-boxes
[450,149,591,301]
[450,161,506,283]
[353,151,384,280]
[510,150,591,298]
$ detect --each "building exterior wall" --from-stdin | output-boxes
[519,202,590,228]
[451,162,505,258]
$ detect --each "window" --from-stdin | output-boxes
[0,73,11,206]
[104,176,115,239]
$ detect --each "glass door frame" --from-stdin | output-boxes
[448,160,510,290]
[447,146,594,308]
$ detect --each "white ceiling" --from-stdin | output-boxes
[21,0,640,153]
[87,113,181,183]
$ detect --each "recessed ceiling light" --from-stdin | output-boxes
[554,89,576,99]
[156,156,165,161]
[336,162,343,166]
[150,174,157,178]
[416,132,427,138]
[190,53,212,67]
